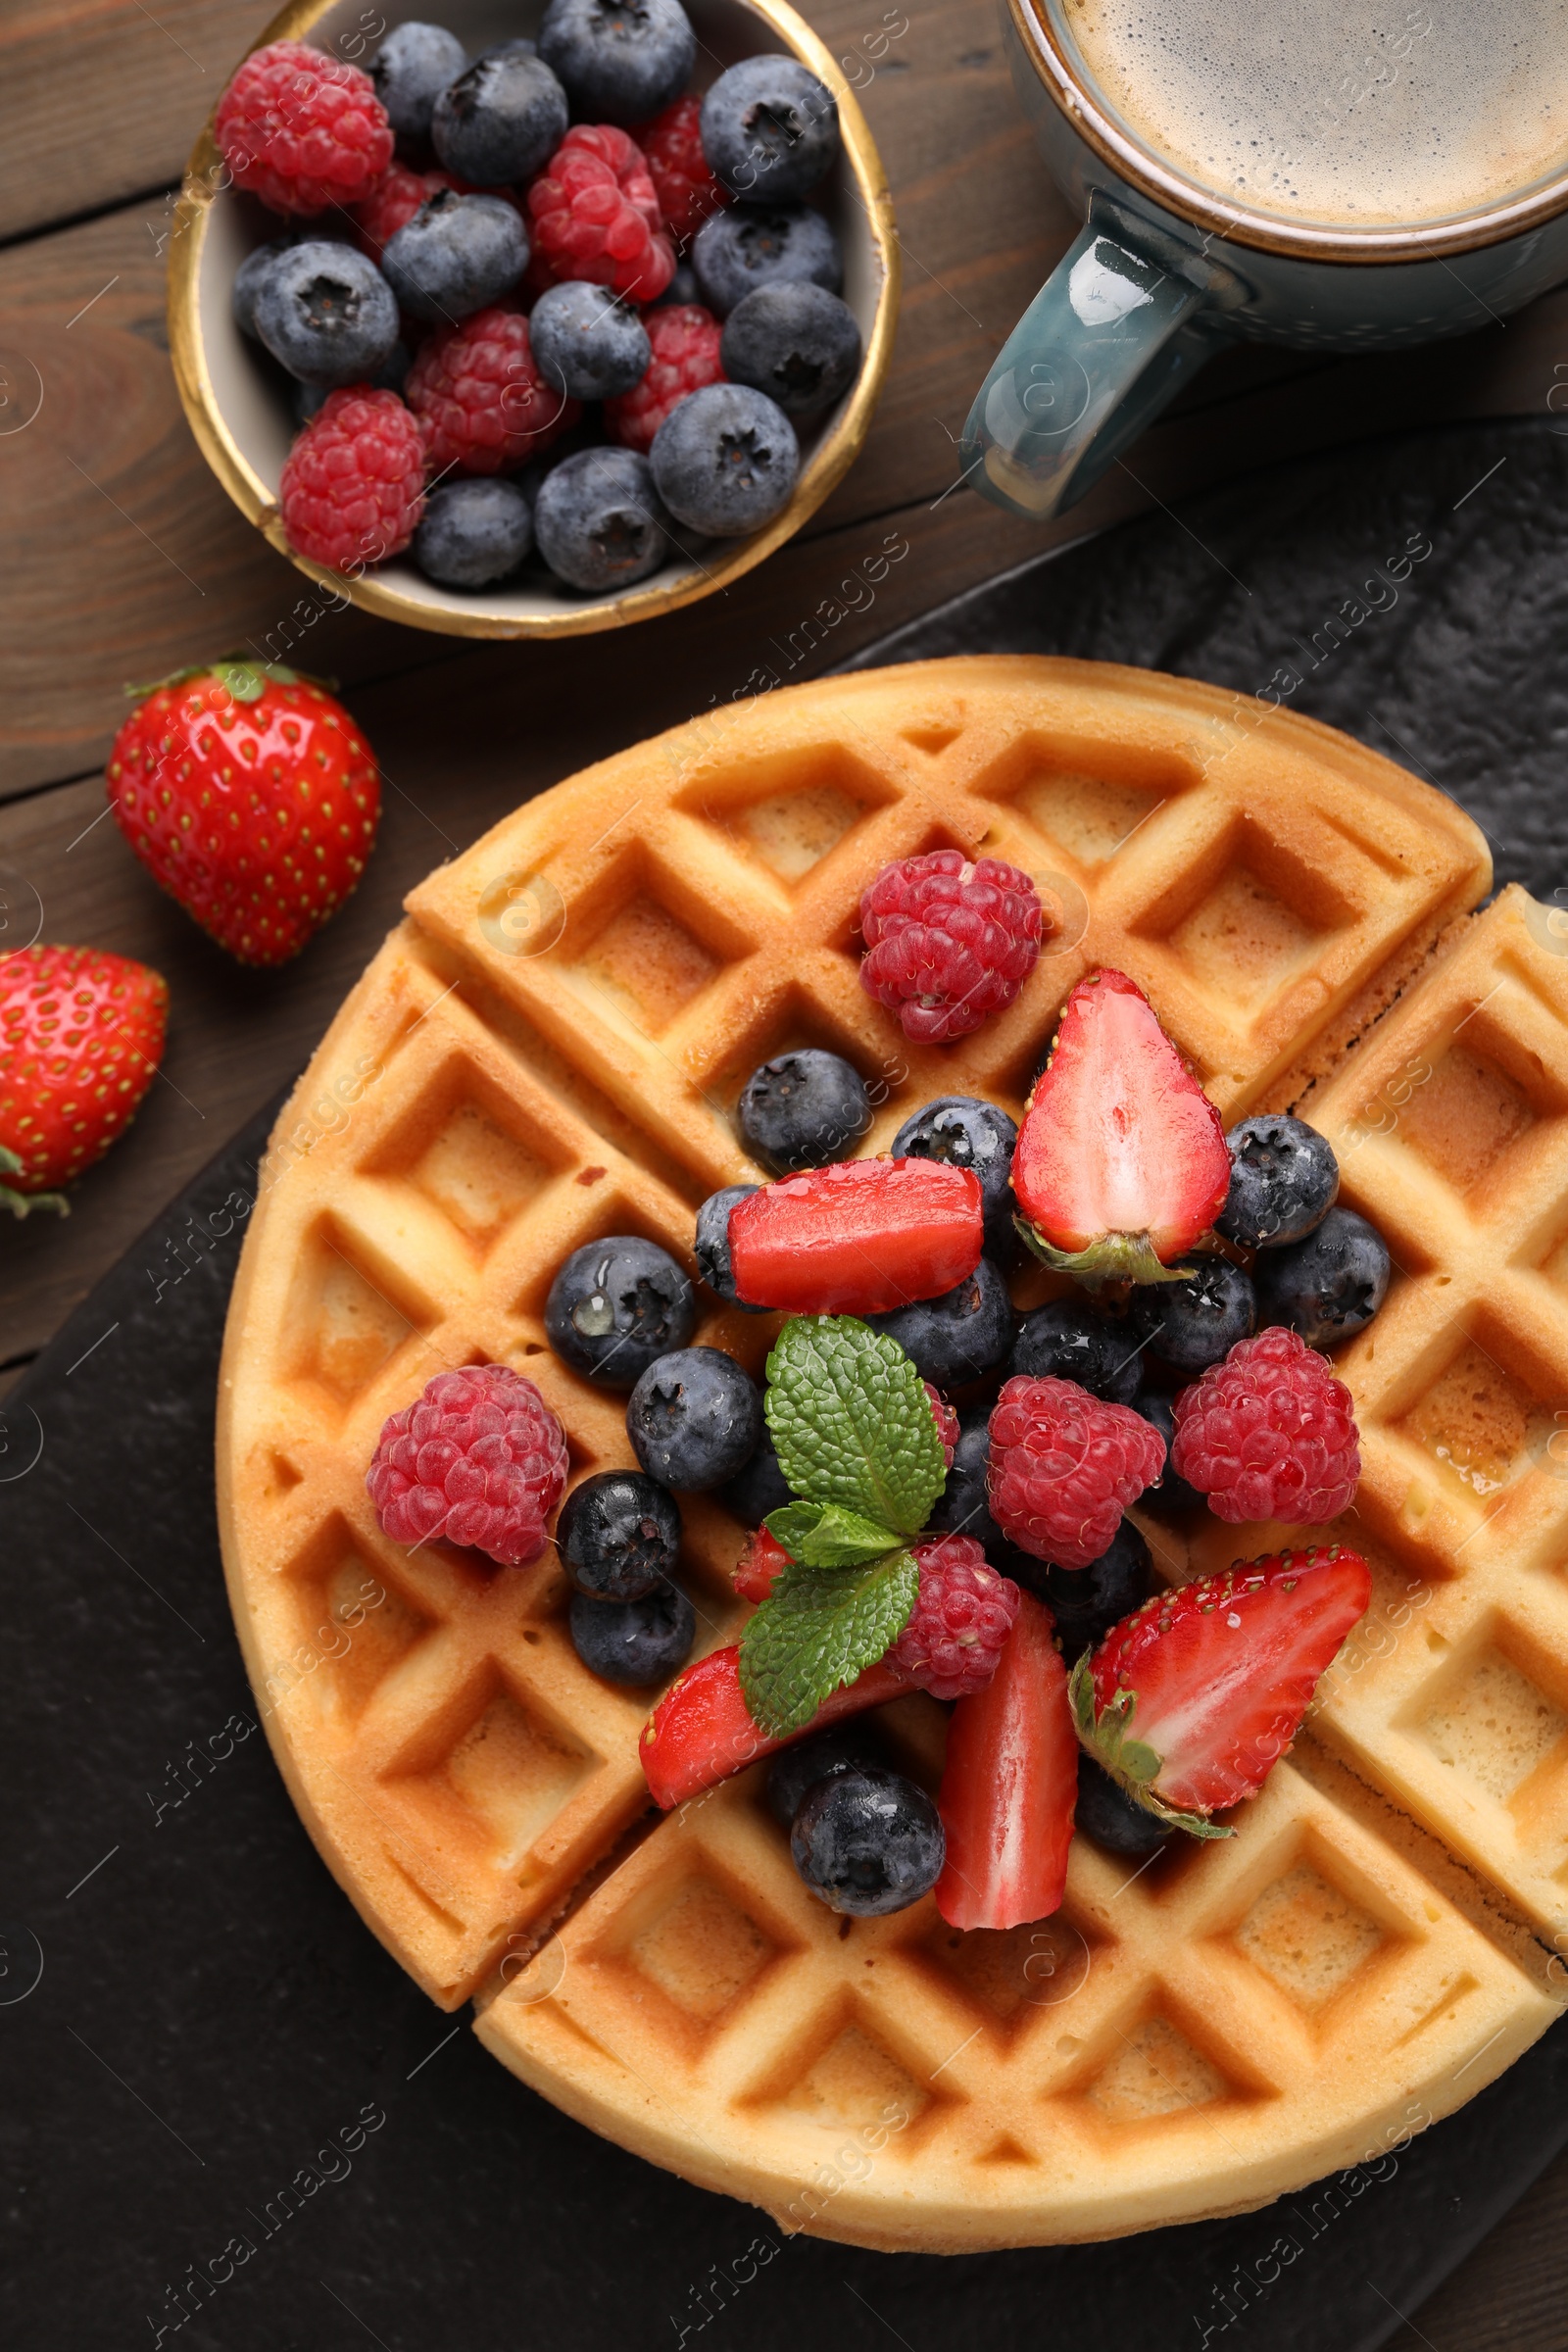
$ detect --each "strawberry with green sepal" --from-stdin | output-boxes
[1013,967,1230,1287]
[1069,1544,1372,1837]
[0,944,168,1214]
[107,658,380,967]
[935,1592,1077,1931]
[729,1157,984,1316]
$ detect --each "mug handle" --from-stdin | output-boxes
[960,221,1217,521]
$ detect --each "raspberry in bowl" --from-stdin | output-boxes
[168,0,898,639]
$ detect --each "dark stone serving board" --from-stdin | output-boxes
[8,414,1568,2352]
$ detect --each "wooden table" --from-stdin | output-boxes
[2,3,1565,2335]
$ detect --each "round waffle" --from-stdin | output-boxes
[217,658,1566,2250]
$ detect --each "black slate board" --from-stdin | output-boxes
[9,415,1568,2352]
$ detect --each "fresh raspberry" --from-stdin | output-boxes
[404,307,579,475]
[1171,1327,1361,1525]
[605,303,723,453]
[526,124,676,301]
[988,1374,1165,1570]
[367,1364,568,1569]
[280,386,426,570]
[216,39,392,218]
[924,1382,959,1467]
[887,1536,1021,1701]
[859,852,1045,1044]
[633,96,732,243]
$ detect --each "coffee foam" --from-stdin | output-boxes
[1055,0,1568,227]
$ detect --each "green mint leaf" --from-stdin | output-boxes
[763,1316,947,1536]
[739,1550,919,1740]
[764,1500,905,1568]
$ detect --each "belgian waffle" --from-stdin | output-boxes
[217,657,1566,2251]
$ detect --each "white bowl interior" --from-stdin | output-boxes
[196,0,885,623]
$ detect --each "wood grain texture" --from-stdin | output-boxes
[0,0,259,241]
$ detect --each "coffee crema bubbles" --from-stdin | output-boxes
[1055,0,1568,227]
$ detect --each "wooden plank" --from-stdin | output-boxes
[0,0,260,242]
[1410,2146,1568,2348]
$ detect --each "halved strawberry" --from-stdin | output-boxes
[1069,1545,1371,1835]
[1013,968,1230,1286]
[935,1592,1076,1930]
[732,1525,790,1603]
[640,1643,906,1810]
[728,1157,983,1315]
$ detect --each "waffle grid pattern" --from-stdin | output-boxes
[219,660,1560,2248]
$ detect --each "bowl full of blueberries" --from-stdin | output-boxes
[169,0,899,636]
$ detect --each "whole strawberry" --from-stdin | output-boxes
[107,660,380,966]
[0,945,168,1212]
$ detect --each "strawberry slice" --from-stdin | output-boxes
[728,1157,983,1315]
[732,1525,790,1602]
[935,1593,1076,1931]
[641,1643,907,1810]
[1069,1545,1371,1835]
[1013,968,1230,1286]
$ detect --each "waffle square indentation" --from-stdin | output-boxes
[1395,1045,1535,1199]
[1422,1648,1568,1802]
[1232,1863,1385,2010]
[1085,2017,1229,2121]
[284,1223,431,1409]
[627,1877,776,2024]
[1396,1340,1538,1499]
[779,2022,931,2133]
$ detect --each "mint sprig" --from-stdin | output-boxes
[740,1551,919,1740]
[763,1315,947,1534]
[738,1317,947,1740]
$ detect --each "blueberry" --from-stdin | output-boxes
[692,201,843,317]
[650,383,800,538]
[626,1347,762,1491]
[534,449,672,594]
[720,281,861,416]
[1010,1297,1142,1402]
[291,337,411,424]
[892,1096,1018,1262]
[718,1425,794,1525]
[381,189,527,322]
[694,1182,767,1311]
[1075,1754,1171,1856]
[557,1469,681,1600]
[866,1257,1014,1388]
[370,21,467,150]
[930,1411,1035,1578]
[413,477,533,590]
[546,1235,695,1387]
[530,280,652,401]
[1217,1114,1340,1250]
[738,1050,870,1171]
[1129,1257,1255,1375]
[1253,1206,1391,1349]
[791,1767,944,1915]
[537,0,696,124]
[650,261,701,308]
[568,1582,695,1684]
[1042,1521,1152,1659]
[432,46,568,183]
[701,54,841,202]
[765,1724,885,1828]
[252,241,399,387]
[233,239,294,339]
[1130,1391,1206,1516]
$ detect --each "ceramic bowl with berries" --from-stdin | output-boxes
[167,0,899,637]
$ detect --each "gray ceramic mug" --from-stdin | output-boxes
[964,0,1568,519]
